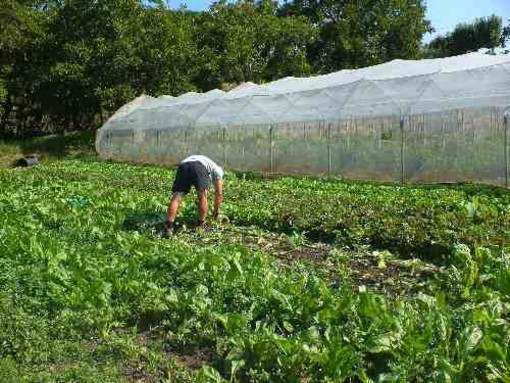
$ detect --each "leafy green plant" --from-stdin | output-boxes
[0,159,509,381]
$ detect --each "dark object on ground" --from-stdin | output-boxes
[164,220,175,237]
[15,154,39,167]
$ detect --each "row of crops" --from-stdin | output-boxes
[0,160,509,382]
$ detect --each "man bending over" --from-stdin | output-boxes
[164,155,224,234]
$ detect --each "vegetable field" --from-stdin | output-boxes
[1,160,510,382]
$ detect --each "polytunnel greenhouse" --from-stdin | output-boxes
[96,51,510,186]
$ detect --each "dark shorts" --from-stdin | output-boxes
[172,161,209,194]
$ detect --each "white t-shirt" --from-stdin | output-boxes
[180,155,224,181]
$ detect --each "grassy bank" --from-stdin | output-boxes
[0,131,96,168]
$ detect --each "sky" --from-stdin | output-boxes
[166,0,510,43]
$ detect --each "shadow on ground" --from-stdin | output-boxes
[18,131,95,159]
[122,210,202,235]
[122,211,167,233]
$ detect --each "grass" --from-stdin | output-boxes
[0,131,96,167]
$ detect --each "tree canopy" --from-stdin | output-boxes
[279,0,432,72]
[426,15,505,57]
[0,0,506,137]
[502,19,510,48]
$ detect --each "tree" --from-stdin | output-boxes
[450,15,502,55]
[425,34,449,58]
[502,19,510,48]
[0,0,44,131]
[194,0,314,89]
[279,0,432,73]
[9,0,149,132]
[135,7,200,97]
[426,15,503,57]
[3,0,200,135]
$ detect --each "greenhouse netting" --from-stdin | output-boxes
[96,51,510,186]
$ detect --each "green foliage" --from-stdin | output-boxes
[2,0,201,136]
[502,19,510,48]
[427,15,504,57]
[0,0,44,120]
[1,0,434,136]
[224,177,510,259]
[0,159,509,381]
[194,0,314,88]
[279,0,432,71]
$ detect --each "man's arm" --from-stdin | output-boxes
[213,179,223,217]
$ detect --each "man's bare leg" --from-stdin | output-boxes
[198,189,208,224]
[167,192,183,224]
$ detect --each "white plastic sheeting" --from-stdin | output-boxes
[96,52,510,185]
[98,52,510,133]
